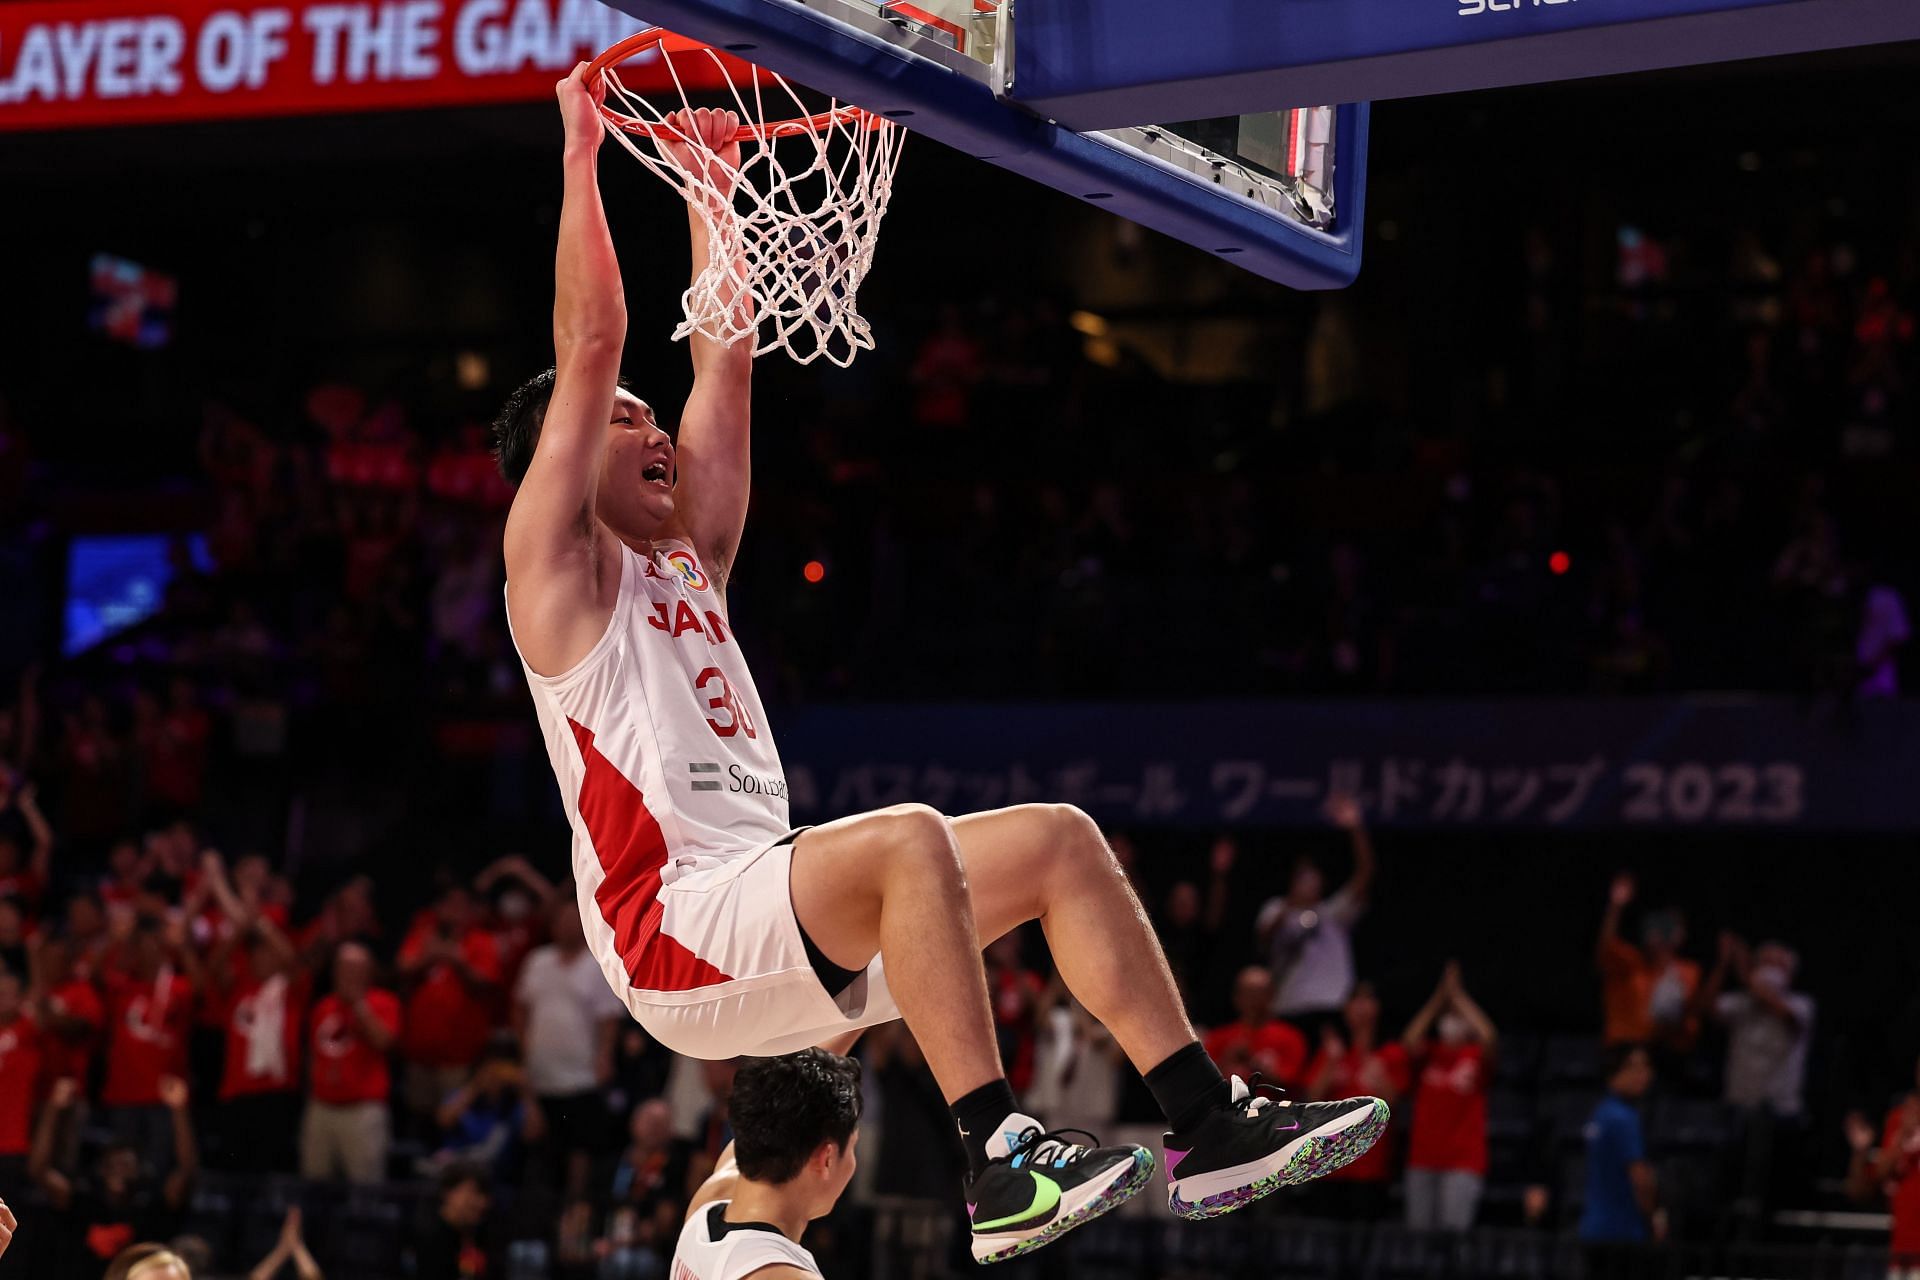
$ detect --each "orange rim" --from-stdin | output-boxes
[588,29,883,140]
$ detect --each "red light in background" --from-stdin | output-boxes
[803,560,826,584]
[1548,551,1571,576]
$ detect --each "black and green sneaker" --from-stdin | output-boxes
[965,1114,1153,1264]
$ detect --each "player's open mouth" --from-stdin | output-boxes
[642,461,670,488]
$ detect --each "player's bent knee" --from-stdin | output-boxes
[1044,802,1110,864]
[877,804,964,882]
[879,802,954,843]
[1052,803,1132,898]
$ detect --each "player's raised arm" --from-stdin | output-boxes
[503,63,628,672]
[662,108,755,587]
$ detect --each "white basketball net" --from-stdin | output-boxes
[599,40,904,367]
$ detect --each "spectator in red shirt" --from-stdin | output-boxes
[0,775,51,916]
[1845,1053,1920,1272]
[294,874,379,965]
[29,935,104,1174]
[143,679,211,813]
[100,917,198,1176]
[182,852,272,1107]
[475,854,558,998]
[35,936,105,1088]
[99,840,152,910]
[399,884,503,1127]
[0,972,43,1191]
[1203,966,1308,1087]
[303,941,401,1184]
[206,863,308,1174]
[57,698,129,845]
[911,304,984,430]
[63,893,110,976]
[1401,961,1498,1231]
[189,852,291,949]
[1304,981,1410,1219]
[0,900,26,986]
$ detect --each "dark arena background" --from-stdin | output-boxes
[2,4,1920,1277]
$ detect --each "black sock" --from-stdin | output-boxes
[952,1078,1021,1179]
[1146,1041,1229,1134]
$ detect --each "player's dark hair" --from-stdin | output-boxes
[490,369,635,486]
[730,1048,863,1185]
[491,367,557,486]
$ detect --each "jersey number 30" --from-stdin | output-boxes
[696,667,759,739]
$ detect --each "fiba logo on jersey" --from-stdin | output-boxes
[665,549,710,592]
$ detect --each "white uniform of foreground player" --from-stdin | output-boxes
[499,62,1388,1265]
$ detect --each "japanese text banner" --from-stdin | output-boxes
[768,698,1920,830]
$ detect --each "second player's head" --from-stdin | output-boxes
[730,1048,864,1220]
[492,370,677,540]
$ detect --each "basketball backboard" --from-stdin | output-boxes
[601,0,1369,289]
[602,0,1920,294]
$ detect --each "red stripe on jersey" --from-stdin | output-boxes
[569,718,734,992]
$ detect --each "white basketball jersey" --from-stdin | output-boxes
[671,1202,823,1280]
[507,537,792,996]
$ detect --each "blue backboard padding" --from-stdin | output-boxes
[596,0,1367,287]
[1015,0,1920,130]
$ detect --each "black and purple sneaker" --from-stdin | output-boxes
[1164,1075,1389,1220]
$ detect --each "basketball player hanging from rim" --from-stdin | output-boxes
[499,63,1389,1265]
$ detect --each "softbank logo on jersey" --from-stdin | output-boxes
[685,761,789,799]
[730,765,789,798]
[1459,0,1575,15]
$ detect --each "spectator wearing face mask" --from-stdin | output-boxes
[1697,933,1815,1217]
[1596,874,1700,1056]
[474,854,557,997]
[1400,962,1497,1231]
[1697,934,1813,1117]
